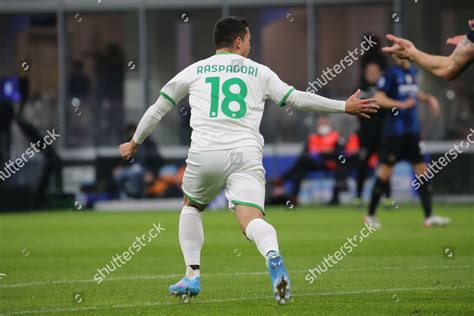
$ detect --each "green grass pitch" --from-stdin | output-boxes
[0,204,473,315]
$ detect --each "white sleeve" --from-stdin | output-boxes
[160,65,194,106]
[132,96,174,144]
[264,66,295,106]
[286,90,346,113]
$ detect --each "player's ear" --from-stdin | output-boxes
[235,36,242,49]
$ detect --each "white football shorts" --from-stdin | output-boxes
[181,146,266,213]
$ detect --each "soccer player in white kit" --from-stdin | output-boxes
[119,16,379,304]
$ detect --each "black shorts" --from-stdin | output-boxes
[358,129,383,154]
[379,134,425,165]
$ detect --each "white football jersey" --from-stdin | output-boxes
[160,52,294,152]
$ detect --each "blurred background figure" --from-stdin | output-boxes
[67,60,91,147]
[360,33,388,74]
[95,43,125,146]
[353,34,391,208]
[365,54,449,229]
[270,117,359,207]
[111,123,184,200]
[113,123,163,199]
[0,101,15,171]
[15,112,62,208]
[354,62,391,208]
[68,60,90,100]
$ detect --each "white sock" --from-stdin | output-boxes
[245,218,279,259]
[179,206,204,279]
[186,265,200,279]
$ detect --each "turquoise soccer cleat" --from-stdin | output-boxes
[266,251,291,305]
[168,276,200,303]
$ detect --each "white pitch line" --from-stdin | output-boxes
[0,264,471,289]
[1,285,471,316]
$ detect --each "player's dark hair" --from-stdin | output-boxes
[214,16,249,49]
[360,33,387,70]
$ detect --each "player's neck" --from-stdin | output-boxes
[215,49,241,56]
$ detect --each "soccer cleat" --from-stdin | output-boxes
[266,251,291,305]
[364,215,382,229]
[168,276,200,303]
[424,215,451,227]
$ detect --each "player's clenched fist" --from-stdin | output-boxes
[344,89,380,119]
[119,140,138,160]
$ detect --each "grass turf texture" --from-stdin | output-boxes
[0,204,472,315]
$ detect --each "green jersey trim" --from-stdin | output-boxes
[278,87,295,107]
[182,191,205,207]
[215,51,236,55]
[160,91,176,106]
[231,200,265,214]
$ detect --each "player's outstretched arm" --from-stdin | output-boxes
[382,34,450,78]
[443,37,474,80]
[118,96,173,160]
[286,89,379,119]
[382,33,473,81]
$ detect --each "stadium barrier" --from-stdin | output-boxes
[52,142,474,212]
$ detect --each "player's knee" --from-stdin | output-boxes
[241,214,264,233]
[183,196,206,212]
[236,206,263,233]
